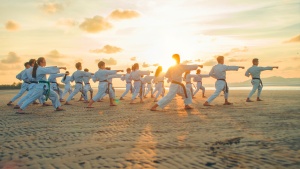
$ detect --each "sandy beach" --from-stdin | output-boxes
[0,89,300,168]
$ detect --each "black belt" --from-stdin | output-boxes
[50,82,57,84]
[217,79,228,93]
[30,81,38,83]
[76,82,82,84]
[252,78,263,87]
[100,80,108,82]
[86,83,90,84]
[126,82,132,84]
[171,80,187,98]
[24,82,30,84]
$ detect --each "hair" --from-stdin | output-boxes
[32,57,45,78]
[75,62,82,69]
[63,71,69,81]
[183,70,190,80]
[105,67,111,70]
[132,63,139,71]
[172,54,180,63]
[196,69,201,74]
[126,68,131,72]
[84,68,89,72]
[217,56,224,63]
[98,61,105,68]
[252,58,259,64]
[28,59,36,66]
[24,62,30,67]
[155,66,162,77]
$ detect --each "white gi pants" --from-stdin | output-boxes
[11,83,29,102]
[247,79,263,98]
[193,82,205,96]
[62,84,73,98]
[207,80,229,103]
[120,83,132,98]
[66,83,86,102]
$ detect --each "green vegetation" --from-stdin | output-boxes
[0,82,22,90]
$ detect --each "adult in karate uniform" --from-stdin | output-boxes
[192,69,210,98]
[120,68,133,100]
[153,66,165,102]
[61,71,73,99]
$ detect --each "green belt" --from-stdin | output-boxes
[39,80,50,101]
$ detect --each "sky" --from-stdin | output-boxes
[0,0,299,86]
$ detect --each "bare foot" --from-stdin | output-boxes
[14,105,20,109]
[202,96,206,98]
[257,98,263,101]
[16,109,25,114]
[56,108,65,111]
[32,101,39,105]
[60,99,65,102]
[85,106,94,108]
[97,100,103,102]
[7,101,13,106]
[224,102,233,105]
[83,101,89,103]
[43,103,52,106]
[153,99,158,102]
[110,104,117,106]
[246,98,253,102]
[203,102,212,106]
[119,97,124,100]
[64,102,72,105]
[184,105,193,109]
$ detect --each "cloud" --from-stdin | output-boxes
[283,34,300,43]
[0,63,20,70]
[195,59,201,62]
[57,18,77,27]
[142,62,150,68]
[1,52,21,64]
[45,50,65,58]
[283,65,300,71]
[130,57,136,61]
[203,59,217,66]
[95,58,117,65]
[228,58,248,62]
[182,60,193,64]
[79,16,112,33]
[90,45,122,54]
[223,47,248,56]
[41,2,63,14]
[5,20,20,31]
[292,57,300,60]
[109,9,140,20]
[152,63,159,66]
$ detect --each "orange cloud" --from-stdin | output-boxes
[142,62,150,68]
[195,59,201,62]
[223,47,248,56]
[228,58,248,62]
[153,63,159,66]
[41,2,63,14]
[90,45,122,54]
[203,59,217,66]
[182,60,193,64]
[130,57,136,61]
[1,52,21,64]
[109,9,140,20]
[45,50,65,58]
[79,16,112,33]
[5,20,20,31]
[284,35,300,43]
[95,58,117,65]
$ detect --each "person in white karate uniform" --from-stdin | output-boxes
[130,63,152,104]
[7,62,31,106]
[192,69,210,98]
[16,57,66,113]
[245,58,278,102]
[61,71,73,99]
[119,68,133,100]
[48,72,65,102]
[14,59,48,109]
[203,56,244,106]
[143,74,155,98]
[183,70,198,98]
[86,61,123,108]
[151,54,203,111]
[65,62,93,105]
[99,67,123,101]
[82,68,93,100]
[153,66,166,102]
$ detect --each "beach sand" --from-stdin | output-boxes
[0,89,300,168]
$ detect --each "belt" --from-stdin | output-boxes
[197,81,202,83]
[100,80,108,82]
[217,79,228,93]
[252,78,263,87]
[126,82,132,84]
[171,80,187,98]
[24,82,30,84]
[86,83,90,84]
[186,82,191,84]
[50,82,57,84]
[76,82,82,84]
[134,80,141,82]
[39,81,50,101]
[30,81,38,84]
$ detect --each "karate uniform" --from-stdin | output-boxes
[206,64,240,103]
[10,69,30,102]
[91,69,118,101]
[120,73,133,98]
[20,66,61,110]
[153,73,165,100]
[83,74,93,100]
[130,70,151,100]
[184,74,198,95]
[66,70,92,102]
[48,73,64,100]
[143,75,155,97]
[61,75,73,98]
[193,74,210,96]
[245,65,273,98]
[157,64,198,108]
[100,74,122,99]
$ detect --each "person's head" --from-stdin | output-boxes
[155,66,162,77]
[28,59,36,67]
[105,67,111,70]
[75,62,82,70]
[98,61,105,69]
[32,57,46,78]
[126,68,131,73]
[217,56,224,64]
[24,62,30,69]
[196,69,201,74]
[172,54,180,64]
[252,58,259,66]
[84,68,89,72]
[132,63,139,71]
[65,71,69,75]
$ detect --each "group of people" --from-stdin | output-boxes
[7,54,278,113]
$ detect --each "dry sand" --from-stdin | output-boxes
[0,89,300,169]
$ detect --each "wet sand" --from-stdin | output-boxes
[0,89,300,168]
